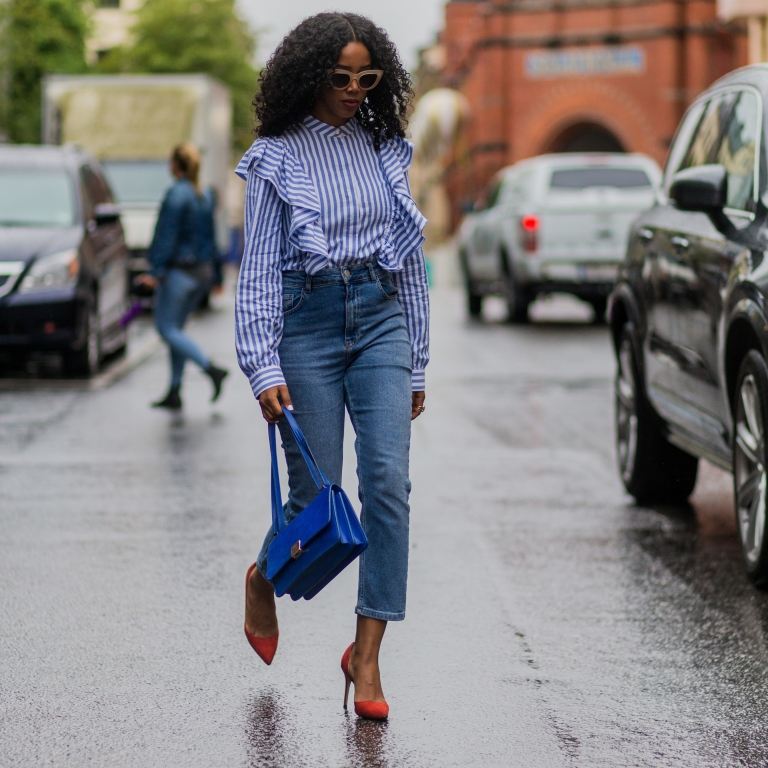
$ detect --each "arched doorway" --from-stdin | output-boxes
[548,122,626,153]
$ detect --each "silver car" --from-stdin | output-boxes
[457,153,661,322]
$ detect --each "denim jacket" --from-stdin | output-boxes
[149,179,216,277]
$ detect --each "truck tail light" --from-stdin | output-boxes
[520,214,539,253]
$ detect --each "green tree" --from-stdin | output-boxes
[100,0,259,150]
[0,0,89,143]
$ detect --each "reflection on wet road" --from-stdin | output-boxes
[2,290,768,767]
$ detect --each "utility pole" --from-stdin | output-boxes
[718,0,768,63]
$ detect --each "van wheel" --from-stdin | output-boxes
[615,325,698,504]
[732,351,768,587]
[64,301,100,377]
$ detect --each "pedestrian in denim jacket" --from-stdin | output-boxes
[238,13,429,721]
[138,143,228,410]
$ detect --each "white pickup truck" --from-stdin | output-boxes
[457,153,661,322]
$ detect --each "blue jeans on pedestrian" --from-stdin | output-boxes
[256,262,413,621]
[154,267,210,388]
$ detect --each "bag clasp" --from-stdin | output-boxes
[291,540,303,559]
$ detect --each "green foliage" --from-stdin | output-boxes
[99,0,259,150]
[0,0,89,143]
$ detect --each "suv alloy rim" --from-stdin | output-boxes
[734,373,767,566]
[616,338,638,482]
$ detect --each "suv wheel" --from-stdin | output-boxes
[501,252,530,324]
[64,300,101,377]
[733,351,768,586]
[615,325,698,504]
[590,298,607,324]
[459,251,482,318]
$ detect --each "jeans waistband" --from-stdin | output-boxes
[282,262,390,289]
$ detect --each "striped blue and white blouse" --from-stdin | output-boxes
[234,114,430,398]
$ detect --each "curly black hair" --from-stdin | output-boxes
[254,13,413,149]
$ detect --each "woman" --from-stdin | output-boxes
[142,143,228,410]
[236,13,429,720]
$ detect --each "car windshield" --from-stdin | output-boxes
[549,167,652,189]
[102,160,171,205]
[0,168,76,227]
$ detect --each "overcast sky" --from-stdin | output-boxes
[236,1,447,69]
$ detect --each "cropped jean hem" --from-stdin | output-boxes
[355,606,405,622]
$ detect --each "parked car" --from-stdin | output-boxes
[0,145,129,375]
[608,63,768,585]
[457,153,661,322]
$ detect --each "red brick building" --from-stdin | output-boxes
[439,0,749,214]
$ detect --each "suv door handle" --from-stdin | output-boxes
[637,227,654,242]
[671,236,690,250]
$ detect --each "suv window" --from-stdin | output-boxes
[663,99,707,194]
[679,95,734,171]
[500,168,535,205]
[80,165,110,218]
[549,167,651,189]
[715,91,760,212]
[670,90,760,213]
[475,177,503,210]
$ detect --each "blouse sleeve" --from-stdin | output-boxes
[235,170,287,399]
[391,143,430,391]
[393,245,430,392]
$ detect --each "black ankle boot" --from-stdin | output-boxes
[206,364,228,402]
[152,387,182,410]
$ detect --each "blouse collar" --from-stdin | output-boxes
[302,114,356,138]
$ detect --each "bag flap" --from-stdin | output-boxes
[266,485,333,580]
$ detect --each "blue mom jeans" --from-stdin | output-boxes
[154,267,211,388]
[256,262,413,621]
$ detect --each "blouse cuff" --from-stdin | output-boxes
[411,369,426,392]
[250,365,287,399]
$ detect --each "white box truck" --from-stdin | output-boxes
[42,74,232,283]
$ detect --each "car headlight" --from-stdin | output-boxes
[18,249,80,293]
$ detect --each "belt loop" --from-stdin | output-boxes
[304,272,312,292]
[367,262,377,282]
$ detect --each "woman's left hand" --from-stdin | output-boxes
[411,391,425,420]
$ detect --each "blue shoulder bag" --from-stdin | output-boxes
[265,408,368,601]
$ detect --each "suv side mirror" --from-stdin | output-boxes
[93,202,121,226]
[669,164,727,213]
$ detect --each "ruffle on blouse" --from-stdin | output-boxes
[235,133,426,269]
[376,137,427,271]
[235,138,329,261]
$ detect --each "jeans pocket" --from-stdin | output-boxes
[375,272,399,300]
[282,288,305,315]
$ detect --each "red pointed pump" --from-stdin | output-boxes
[244,563,279,665]
[340,642,389,721]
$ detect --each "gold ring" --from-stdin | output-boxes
[418,405,426,413]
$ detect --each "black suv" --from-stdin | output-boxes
[0,145,128,375]
[609,64,768,585]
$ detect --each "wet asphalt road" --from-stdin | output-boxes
[3,282,768,768]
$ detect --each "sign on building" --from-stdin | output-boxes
[525,46,646,79]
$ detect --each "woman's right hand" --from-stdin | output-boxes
[257,385,293,423]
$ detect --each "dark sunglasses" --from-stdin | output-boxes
[328,69,383,91]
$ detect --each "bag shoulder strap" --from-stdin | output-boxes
[269,409,330,533]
